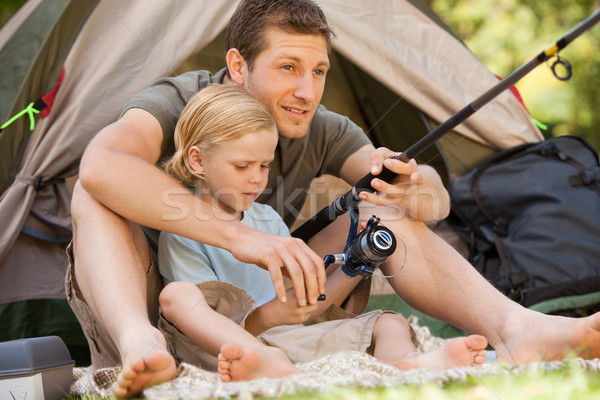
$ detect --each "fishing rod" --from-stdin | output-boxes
[292,9,600,243]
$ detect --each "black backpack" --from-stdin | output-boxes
[448,135,600,316]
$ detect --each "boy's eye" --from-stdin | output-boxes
[314,68,326,76]
[282,65,293,71]
[235,165,248,170]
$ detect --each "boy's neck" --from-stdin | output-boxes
[196,187,244,221]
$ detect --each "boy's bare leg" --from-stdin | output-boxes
[372,313,487,369]
[218,344,300,381]
[71,182,176,397]
[159,281,299,382]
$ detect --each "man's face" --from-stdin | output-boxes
[243,28,330,139]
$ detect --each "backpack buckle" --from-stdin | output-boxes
[569,167,600,187]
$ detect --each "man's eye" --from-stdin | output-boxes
[261,164,270,170]
[282,65,293,71]
[314,69,325,76]
[235,165,248,170]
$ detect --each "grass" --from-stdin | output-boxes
[283,368,600,400]
[70,361,600,400]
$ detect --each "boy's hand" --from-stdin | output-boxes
[266,291,319,326]
[244,290,319,336]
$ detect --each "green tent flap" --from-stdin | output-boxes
[0,299,90,366]
[0,0,100,196]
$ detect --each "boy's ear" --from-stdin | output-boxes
[188,146,204,173]
[226,48,247,86]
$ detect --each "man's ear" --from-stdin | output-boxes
[188,146,204,173]
[226,48,246,86]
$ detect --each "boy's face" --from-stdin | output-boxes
[197,127,277,218]
[243,28,330,140]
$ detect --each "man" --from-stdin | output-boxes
[69,0,600,397]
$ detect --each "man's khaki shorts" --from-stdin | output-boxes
[65,242,163,368]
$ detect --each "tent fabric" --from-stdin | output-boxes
[0,0,99,195]
[0,0,543,353]
[0,0,42,50]
[320,0,543,149]
[0,0,239,303]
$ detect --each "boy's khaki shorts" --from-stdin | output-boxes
[159,280,389,371]
[65,242,410,370]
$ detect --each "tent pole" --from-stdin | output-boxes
[292,9,600,242]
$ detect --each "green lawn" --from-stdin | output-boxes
[71,362,599,400]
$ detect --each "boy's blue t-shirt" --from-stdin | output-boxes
[158,202,289,306]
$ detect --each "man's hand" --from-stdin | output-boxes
[231,228,326,307]
[357,147,450,223]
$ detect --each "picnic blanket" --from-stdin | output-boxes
[70,318,600,399]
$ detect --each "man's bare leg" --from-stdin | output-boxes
[307,202,600,364]
[368,203,600,364]
[159,281,298,382]
[111,353,176,398]
[372,313,487,369]
[71,182,176,397]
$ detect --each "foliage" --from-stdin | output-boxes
[429,0,600,149]
[0,0,26,28]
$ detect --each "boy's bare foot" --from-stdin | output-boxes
[218,343,299,382]
[111,331,177,398]
[393,335,488,370]
[494,312,600,364]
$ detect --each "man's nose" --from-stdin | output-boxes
[293,72,315,103]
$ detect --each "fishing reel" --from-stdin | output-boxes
[324,215,397,279]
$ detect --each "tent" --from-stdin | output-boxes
[0,0,543,364]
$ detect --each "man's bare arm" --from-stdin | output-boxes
[79,108,326,304]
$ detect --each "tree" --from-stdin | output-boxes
[429,0,600,149]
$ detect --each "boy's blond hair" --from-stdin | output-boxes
[165,85,275,187]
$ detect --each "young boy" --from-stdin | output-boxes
[151,84,487,383]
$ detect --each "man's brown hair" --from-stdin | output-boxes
[225,0,334,74]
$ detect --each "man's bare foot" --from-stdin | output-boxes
[393,335,488,370]
[494,312,600,364]
[218,343,299,382]
[111,331,177,398]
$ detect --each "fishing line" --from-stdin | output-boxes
[292,9,600,243]
[362,1,503,139]
[371,228,407,279]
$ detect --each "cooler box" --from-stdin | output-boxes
[0,336,74,400]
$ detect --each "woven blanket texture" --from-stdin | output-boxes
[70,318,600,399]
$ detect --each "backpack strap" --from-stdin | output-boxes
[492,209,531,290]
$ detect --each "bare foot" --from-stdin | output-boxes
[494,312,600,364]
[111,331,177,398]
[218,343,299,381]
[393,335,488,370]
